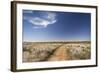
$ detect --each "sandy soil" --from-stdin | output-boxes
[47,45,71,61]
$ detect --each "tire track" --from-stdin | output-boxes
[40,44,64,61]
[47,45,71,61]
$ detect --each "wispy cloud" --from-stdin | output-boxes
[42,12,57,20]
[23,10,33,14]
[23,11,57,28]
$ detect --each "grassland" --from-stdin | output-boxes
[23,41,91,62]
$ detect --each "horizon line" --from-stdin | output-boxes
[23,40,91,42]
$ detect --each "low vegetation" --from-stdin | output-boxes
[23,41,91,62]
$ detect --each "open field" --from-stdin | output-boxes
[23,41,91,62]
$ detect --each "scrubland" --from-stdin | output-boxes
[23,41,91,62]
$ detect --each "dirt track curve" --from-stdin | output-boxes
[47,45,71,61]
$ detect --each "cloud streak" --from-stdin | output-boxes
[23,11,57,28]
[23,10,33,14]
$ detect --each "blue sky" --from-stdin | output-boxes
[23,10,91,42]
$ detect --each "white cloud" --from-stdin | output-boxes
[29,17,50,27]
[24,12,57,28]
[42,12,56,20]
[29,17,57,28]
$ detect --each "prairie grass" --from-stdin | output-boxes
[23,42,91,62]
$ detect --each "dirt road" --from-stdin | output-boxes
[47,45,71,61]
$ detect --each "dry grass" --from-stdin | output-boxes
[23,41,91,62]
